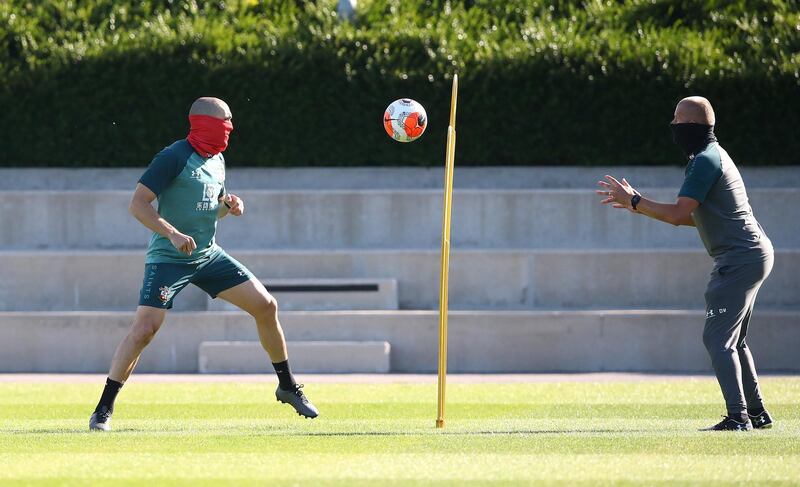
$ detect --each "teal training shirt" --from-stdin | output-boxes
[678,142,773,266]
[139,139,226,264]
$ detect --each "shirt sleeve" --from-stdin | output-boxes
[139,147,182,196]
[678,154,722,204]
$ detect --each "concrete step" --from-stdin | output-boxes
[0,249,797,311]
[1,188,797,249]
[198,340,391,373]
[207,278,398,311]
[3,167,798,190]
[0,310,796,373]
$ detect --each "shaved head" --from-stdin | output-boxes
[189,97,232,120]
[673,96,715,125]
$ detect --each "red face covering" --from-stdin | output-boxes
[187,115,233,157]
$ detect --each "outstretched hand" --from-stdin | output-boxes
[597,175,637,212]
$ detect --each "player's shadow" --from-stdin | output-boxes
[293,429,646,436]
[4,427,646,435]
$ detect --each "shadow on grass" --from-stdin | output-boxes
[281,429,649,436]
[4,427,647,436]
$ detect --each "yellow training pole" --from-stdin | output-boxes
[437,74,458,429]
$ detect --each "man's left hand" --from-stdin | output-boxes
[597,175,637,212]
[220,194,244,216]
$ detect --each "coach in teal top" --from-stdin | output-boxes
[89,97,319,432]
[598,96,774,431]
[677,141,772,267]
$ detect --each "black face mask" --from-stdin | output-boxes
[670,123,716,158]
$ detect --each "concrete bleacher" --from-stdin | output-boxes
[2,188,798,249]
[207,278,399,311]
[198,340,392,373]
[0,167,797,373]
[1,310,796,373]
[2,249,798,311]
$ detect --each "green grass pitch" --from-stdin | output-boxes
[1,377,799,486]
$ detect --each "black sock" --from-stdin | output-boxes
[272,360,297,391]
[748,407,765,417]
[95,378,123,413]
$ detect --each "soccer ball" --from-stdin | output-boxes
[383,98,427,142]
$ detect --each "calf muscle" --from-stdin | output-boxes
[108,306,166,382]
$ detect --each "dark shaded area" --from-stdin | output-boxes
[3,49,798,167]
[1,0,798,166]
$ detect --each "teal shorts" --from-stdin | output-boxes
[139,249,255,309]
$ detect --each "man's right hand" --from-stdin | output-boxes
[168,231,197,255]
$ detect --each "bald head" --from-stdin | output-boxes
[189,97,232,120]
[673,96,715,125]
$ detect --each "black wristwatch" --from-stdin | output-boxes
[630,194,642,211]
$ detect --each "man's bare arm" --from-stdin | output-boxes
[129,183,196,255]
[598,175,697,227]
[217,202,230,219]
[635,196,697,227]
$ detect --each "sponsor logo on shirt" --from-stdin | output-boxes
[195,183,221,211]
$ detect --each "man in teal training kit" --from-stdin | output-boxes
[90,97,318,431]
[597,96,774,431]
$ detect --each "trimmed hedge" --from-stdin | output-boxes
[2,0,799,167]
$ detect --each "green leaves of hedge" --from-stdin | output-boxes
[2,0,799,166]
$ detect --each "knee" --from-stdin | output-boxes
[702,330,735,357]
[252,295,278,322]
[702,329,724,353]
[130,318,161,346]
